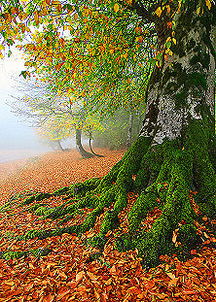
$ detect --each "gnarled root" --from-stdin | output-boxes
[2,135,216,267]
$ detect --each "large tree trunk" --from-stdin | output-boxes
[13,4,216,268]
[128,7,216,266]
[75,129,94,158]
[72,6,216,267]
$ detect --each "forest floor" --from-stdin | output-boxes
[0,149,215,302]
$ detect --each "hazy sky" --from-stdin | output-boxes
[0,51,51,162]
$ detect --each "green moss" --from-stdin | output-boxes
[21,195,36,205]
[113,192,127,212]
[22,192,51,205]
[114,233,134,252]
[30,247,52,257]
[38,195,97,221]
[178,224,201,249]
[116,167,134,192]
[57,210,81,225]
[132,148,196,267]
[35,206,52,216]
[0,247,52,260]
[187,122,216,219]
[100,210,119,235]
[134,146,164,192]
[36,193,51,201]
[81,211,100,233]
[0,250,27,260]
[53,186,70,196]
[134,166,149,192]
[28,203,48,212]
[197,196,216,219]
[72,178,100,197]
[128,192,158,232]
[136,215,174,268]
[21,224,81,240]
[87,234,107,250]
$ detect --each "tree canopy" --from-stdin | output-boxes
[0,1,213,118]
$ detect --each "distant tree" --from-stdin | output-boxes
[9,79,104,157]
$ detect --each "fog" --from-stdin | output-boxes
[0,53,52,163]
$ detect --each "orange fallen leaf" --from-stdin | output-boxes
[87,271,98,281]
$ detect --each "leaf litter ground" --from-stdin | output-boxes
[0,149,215,302]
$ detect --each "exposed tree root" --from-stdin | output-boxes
[1,135,216,267]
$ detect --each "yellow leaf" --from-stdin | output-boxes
[155,7,162,17]
[196,6,203,15]
[166,272,177,280]
[34,11,39,25]
[114,3,120,13]
[172,38,177,45]
[24,61,32,66]
[206,0,212,10]
[76,271,85,282]
[166,5,171,14]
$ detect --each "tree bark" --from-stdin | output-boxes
[75,129,94,158]
[89,135,104,157]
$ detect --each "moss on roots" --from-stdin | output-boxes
[3,132,216,267]
[0,247,52,260]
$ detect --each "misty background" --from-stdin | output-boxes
[0,52,53,163]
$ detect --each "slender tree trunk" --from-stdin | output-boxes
[57,140,64,151]
[126,112,134,148]
[75,129,94,158]
[88,132,104,157]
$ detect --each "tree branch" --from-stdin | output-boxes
[119,0,156,23]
